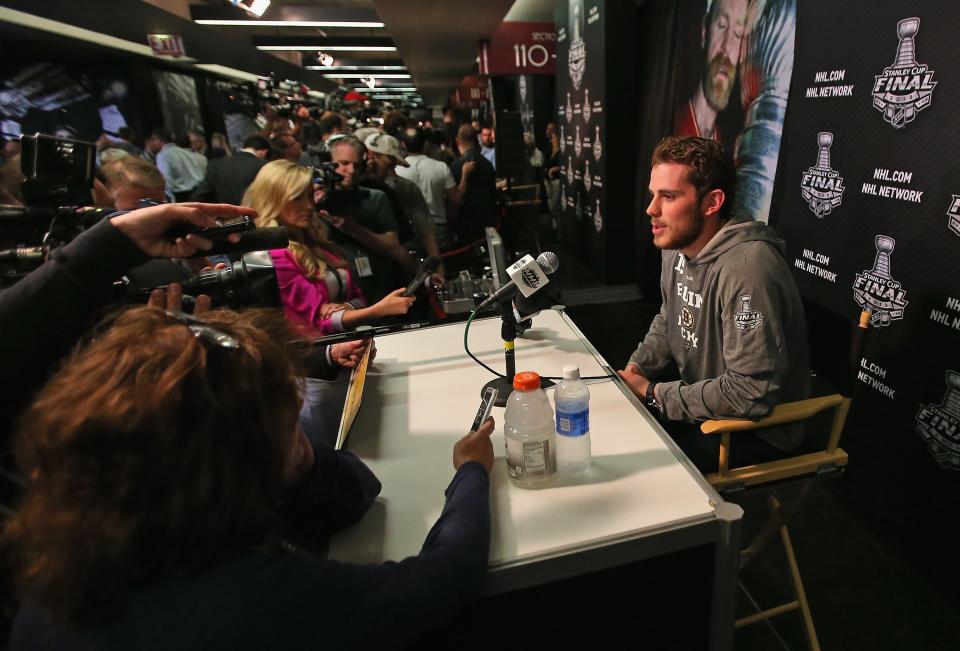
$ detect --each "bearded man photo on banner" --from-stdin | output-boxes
[673,0,748,143]
[668,0,796,223]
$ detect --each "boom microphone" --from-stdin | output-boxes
[192,227,289,257]
[475,252,559,312]
[400,255,441,296]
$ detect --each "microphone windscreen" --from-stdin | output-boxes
[536,251,560,274]
[198,227,289,257]
[423,255,441,272]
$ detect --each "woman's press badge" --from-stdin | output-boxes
[354,256,373,277]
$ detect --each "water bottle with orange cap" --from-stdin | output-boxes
[504,370,557,488]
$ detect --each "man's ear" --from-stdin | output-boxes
[701,188,726,217]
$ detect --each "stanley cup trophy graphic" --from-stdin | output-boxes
[815,132,833,170]
[893,18,920,69]
[916,371,960,469]
[734,294,763,331]
[871,235,895,280]
[853,235,908,327]
[801,131,845,217]
[568,0,586,90]
[872,17,936,129]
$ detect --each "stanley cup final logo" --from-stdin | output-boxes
[559,124,565,153]
[568,0,586,90]
[916,371,960,469]
[573,125,582,158]
[594,198,602,233]
[800,132,845,217]
[852,235,909,327]
[872,17,936,129]
[582,89,591,123]
[734,295,764,332]
[947,195,960,237]
[593,125,602,161]
[565,92,573,123]
[583,159,592,192]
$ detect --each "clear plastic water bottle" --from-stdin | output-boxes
[504,371,557,489]
[554,364,591,474]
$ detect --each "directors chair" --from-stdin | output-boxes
[699,308,871,651]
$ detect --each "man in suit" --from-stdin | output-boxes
[191,135,270,205]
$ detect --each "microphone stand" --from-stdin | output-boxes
[482,295,553,407]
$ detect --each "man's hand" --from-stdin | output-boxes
[430,271,446,288]
[453,417,495,474]
[617,364,651,400]
[147,282,213,315]
[330,339,374,368]
[111,203,253,258]
[461,160,476,179]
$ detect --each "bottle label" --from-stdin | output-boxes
[556,407,589,437]
[506,438,556,479]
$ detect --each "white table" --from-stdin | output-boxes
[327,309,742,650]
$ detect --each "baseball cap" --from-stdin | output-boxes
[364,132,409,167]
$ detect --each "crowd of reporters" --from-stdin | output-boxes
[0,105,563,647]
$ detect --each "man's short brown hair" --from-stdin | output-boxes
[101,157,166,189]
[652,136,736,219]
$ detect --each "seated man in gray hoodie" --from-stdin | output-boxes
[619,136,809,473]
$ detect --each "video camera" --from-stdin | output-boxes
[2,133,285,311]
[0,133,107,285]
[311,161,364,215]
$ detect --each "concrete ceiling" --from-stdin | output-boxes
[371,0,515,106]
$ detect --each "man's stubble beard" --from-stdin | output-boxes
[653,209,705,252]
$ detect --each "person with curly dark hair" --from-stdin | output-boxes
[3,305,494,649]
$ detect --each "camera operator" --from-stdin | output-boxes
[3,304,494,649]
[320,135,419,303]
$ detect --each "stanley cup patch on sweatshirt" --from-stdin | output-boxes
[734,295,764,332]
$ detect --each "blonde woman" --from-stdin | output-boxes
[243,160,414,335]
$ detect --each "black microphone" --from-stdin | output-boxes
[400,255,441,296]
[190,227,289,257]
[475,252,559,312]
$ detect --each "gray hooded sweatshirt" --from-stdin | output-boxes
[629,215,810,450]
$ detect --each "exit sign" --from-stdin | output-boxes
[147,34,186,58]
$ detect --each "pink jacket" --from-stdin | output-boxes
[269,248,365,335]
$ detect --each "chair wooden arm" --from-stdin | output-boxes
[700,394,848,435]
[701,394,852,481]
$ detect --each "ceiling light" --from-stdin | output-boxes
[305,65,407,71]
[257,45,397,51]
[352,87,417,92]
[196,19,384,27]
[323,74,410,79]
[228,0,270,18]
[316,51,334,66]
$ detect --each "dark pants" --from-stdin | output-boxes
[663,420,795,474]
